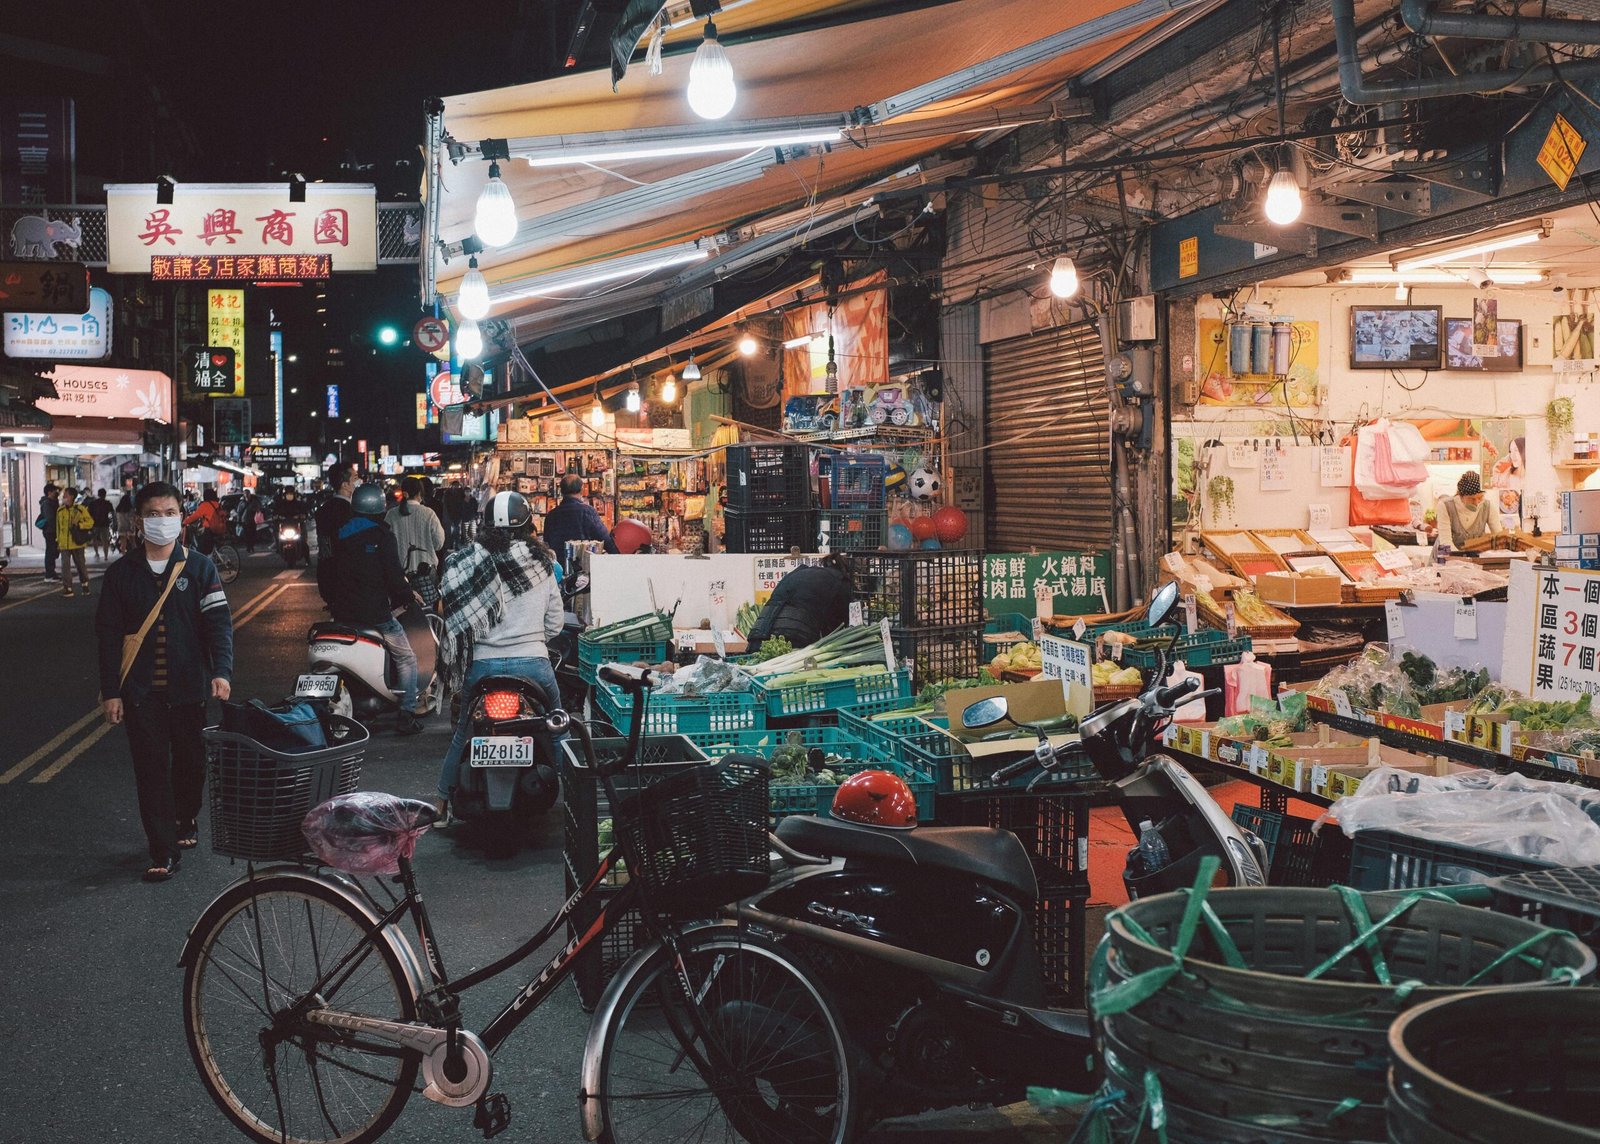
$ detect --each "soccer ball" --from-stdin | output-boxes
[909,467,942,501]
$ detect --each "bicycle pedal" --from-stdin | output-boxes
[474,1093,511,1138]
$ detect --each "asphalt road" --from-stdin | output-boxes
[0,551,1074,1144]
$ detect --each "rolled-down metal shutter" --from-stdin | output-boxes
[984,322,1112,551]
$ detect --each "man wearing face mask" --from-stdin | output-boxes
[96,481,234,882]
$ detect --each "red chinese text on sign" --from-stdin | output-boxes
[200,209,243,245]
[313,209,349,246]
[256,209,295,246]
[138,209,183,246]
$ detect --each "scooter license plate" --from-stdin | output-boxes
[470,736,536,766]
[294,673,340,699]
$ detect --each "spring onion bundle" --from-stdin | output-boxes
[742,624,889,690]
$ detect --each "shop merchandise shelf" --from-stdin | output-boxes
[817,510,886,552]
[1229,804,1351,887]
[1345,827,1553,891]
[594,681,764,737]
[725,444,813,511]
[889,621,987,690]
[559,734,710,1009]
[204,715,368,862]
[681,724,936,823]
[825,454,888,510]
[723,508,817,553]
[847,549,985,628]
[753,667,911,720]
[577,623,674,686]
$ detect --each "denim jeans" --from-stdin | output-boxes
[373,616,420,713]
[437,654,561,800]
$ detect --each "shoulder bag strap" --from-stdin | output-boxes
[118,552,187,687]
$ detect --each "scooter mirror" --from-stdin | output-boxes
[960,696,1010,730]
[1146,580,1181,629]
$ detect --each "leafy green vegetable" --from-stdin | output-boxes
[750,635,794,663]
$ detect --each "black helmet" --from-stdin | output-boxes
[351,483,386,516]
[483,490,533,530]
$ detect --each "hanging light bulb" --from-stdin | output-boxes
[455,318,483,360]
[661,373,678,403]
[625,384,642,413]
[738,327,759,356]
[687,20,737,120]
[474,161,518,247]
[824,335,839,392]
[1048,254,1079,299]
[457,255,490,320]
[589,401,605,429]
[682,352,701,381]
[1263,167,1302,226]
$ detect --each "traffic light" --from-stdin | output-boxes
[377,325,401,347]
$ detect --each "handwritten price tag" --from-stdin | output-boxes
[879,617,897,674]
[1072,618,1087,640]
[848,601,864,627]
[1385,600,1406,640]
[1454,598,1478,641]
[1374,548,1411,572]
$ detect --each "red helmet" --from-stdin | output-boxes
[612,518,653,554]
[831,770,918,829]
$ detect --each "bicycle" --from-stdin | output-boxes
[188,522,240,584]
[179,663,857,1144]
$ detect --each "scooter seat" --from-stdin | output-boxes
[776,815,1039,902]
[307,620,384,643]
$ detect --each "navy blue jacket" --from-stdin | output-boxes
[327,516,411,626]
[96,545,234,704]
[543,495,615,557]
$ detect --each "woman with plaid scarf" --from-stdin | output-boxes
[432,491,563,819]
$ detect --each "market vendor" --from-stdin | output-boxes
[746,554,852,652]
[1437,471,1500,549]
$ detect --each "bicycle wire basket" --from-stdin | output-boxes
[609,753,772,909]
[204,715,368,862]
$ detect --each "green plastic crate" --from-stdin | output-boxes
[683,724,935,823]
[577,618,673,686]
[595,681,763,737]
[1119,629,1252,669]
[753,668,911,719]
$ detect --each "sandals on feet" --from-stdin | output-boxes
[176,824,198,850]
[143,854,181,882]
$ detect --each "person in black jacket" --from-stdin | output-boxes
[95,481,234,882]
[327,483,424,735]
[746,554,853,652]
[314,462,358,600]
[543,474,616,564]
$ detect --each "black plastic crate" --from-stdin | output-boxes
[847,549,984,627]
[1345,827,1553,891]
[817,510,885,552]
[1033,880,1091,1007]
[1230,804,1351,888]
[1491,865,1600,950]
[560,734,709,1009]
[726,444,812,511]
[826,454,887,510]
[724,508,816,553]
[889,621,985,690]
[938,786,1091,892]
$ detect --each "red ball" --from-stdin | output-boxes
[932,505,968,544]
[909,515,936,541]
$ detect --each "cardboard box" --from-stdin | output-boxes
[675,630,748,656]
[1255,571,1344,606]
[945,678,1092,760]
[1561,490,1600,534]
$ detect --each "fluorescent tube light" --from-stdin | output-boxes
[521,129,842,167]
[493,244,709,302]
[1391,222,1552,273]
[1347,268,1545,284]
[783,334,820,349]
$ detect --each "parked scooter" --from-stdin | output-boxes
[275,520,306,567]
[695,582,1266,1129]
[449,672,566,833]
[299,603,444,723]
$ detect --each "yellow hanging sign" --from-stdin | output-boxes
[1538,112,1586,191]
[206,288,245,396]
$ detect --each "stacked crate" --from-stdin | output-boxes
[845,548,985,689]
[723,444,814,553]
[817,453,887,552]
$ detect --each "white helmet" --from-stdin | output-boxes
[483,490,532,530]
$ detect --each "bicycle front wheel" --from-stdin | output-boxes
[214,544,240,583]
[183,874,419,1144]
[594,926,856,1144]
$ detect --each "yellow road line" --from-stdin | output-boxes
[0,708,101,783]
[233,582,291,628]
[0,574,101,615]
[30,721,114,783]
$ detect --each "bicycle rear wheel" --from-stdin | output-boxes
[214,543,240,584]
[182,874,419,1144]
[593,926,856,1144]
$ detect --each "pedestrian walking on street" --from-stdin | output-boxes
[314,462,357,597]
[114,489,138,553]
[240,488,264,553]
[386,476,446,576]
[56,487,94,597]
[95,481,233,882]
[88,488,114,561]
[36,483,60,581]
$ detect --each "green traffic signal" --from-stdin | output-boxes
[377,325,400,346]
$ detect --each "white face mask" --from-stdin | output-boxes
[142,516,183,546]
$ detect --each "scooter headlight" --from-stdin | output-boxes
[279,527,300,540]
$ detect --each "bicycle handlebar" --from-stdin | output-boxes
[991,755,1039,785]
[598,663,667,691]
[1154,675,1201,708]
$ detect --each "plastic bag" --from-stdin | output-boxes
[655,655,754,696]
[1164,661,1207,722]
[1223,652,1272,716]
[1321,765,1600,867]
[302,791,436,875]
[1370,419,1429,488]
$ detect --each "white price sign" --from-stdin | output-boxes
[1038,634,1092,699]
[1530,567,1600,699]
[1072,617,1087,640]
[1385,600,1406,640]
[709,580,728,658]
[1454,598,1478,641]
[1183,594,1197,635]
[1374,548,1411,572]
[848,600,865,627]
[879,617,897,674]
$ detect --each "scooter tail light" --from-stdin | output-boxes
[482,690,523,720]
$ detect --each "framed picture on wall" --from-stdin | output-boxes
[1445,317,1523,371]
[1349,305,1443,369]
